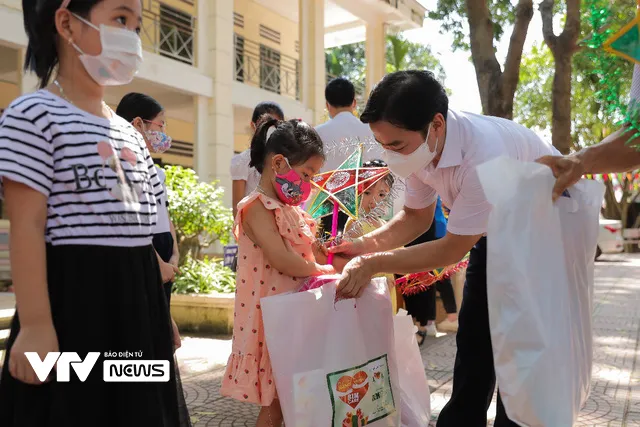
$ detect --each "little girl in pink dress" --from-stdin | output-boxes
[220,117,337,426]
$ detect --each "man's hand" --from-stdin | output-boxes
[327,237,367,258]
[537,155,585,201]
[336,255,376,299]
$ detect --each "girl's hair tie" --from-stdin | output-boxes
[266,125,276,142]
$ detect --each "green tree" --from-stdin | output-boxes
[429,0,534,118]
[514,38,636,226]
[164,166,233,265]
[325,34,447,87]
[325,42,366,84]
[539,0,582,154]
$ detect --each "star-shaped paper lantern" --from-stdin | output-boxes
[306,145,390,220]
[604,9,640,64]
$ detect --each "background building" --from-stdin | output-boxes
[0,0,425,209]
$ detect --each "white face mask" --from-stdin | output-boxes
[71,14,143,86]
[382,124,439,179]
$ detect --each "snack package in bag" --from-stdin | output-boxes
[261,277,400,426]
[477,156,604,426]
[394,309,431,427]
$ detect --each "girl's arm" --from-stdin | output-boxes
[243,201,334,281]
[169,218,179,266]
[312,242,349,273]
[232,180,246,218]
[5,180,52,327]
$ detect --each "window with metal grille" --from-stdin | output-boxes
[235,35,245,83]
[159,5,194,65]
[259,24,281,44]
[260,45,281,94]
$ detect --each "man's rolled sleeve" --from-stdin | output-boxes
[403,174,438,210]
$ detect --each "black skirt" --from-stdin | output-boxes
[0,244,191,427]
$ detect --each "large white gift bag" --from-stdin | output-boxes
[477,156,604,427]
[394,309,431,427]
[261,278,401,427]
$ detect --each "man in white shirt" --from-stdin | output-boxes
[315,77,385,234]
[329,70,560,426]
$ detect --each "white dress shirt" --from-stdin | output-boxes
[230,149,261,196]
[154,166,171,234]
[404,109,561,236]
[315,112,385,173]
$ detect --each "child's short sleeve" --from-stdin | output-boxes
[0,99,54,198]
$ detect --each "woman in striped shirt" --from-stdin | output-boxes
[0,0,190,425]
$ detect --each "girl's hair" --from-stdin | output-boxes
[116,93,164,123]
[249,117,324,174]
[363,159,395,188]
[251,102,284,125]
[23,0,105,89]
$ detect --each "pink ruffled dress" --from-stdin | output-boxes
[220,192,318,406]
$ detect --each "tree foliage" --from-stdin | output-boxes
[325,34,447,86]
[428,0,519,51]
[428,0,534,118]
[164,166,233,264]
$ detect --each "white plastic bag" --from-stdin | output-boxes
[477,156,604,427]
[261,278,401,427]
[394,309,431,427]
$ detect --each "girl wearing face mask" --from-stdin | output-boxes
[0,1,190,426]
[116,93,180,300]
[343,160,399,312]
[220,116,337,426]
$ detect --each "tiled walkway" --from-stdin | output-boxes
[179,254,640,426]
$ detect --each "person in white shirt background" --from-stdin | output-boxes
[328,70,560,426]
[315,77,385,235]
[116,93,180,306]
[230,101,284,218]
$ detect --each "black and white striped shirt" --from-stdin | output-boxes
[0,91,163,247]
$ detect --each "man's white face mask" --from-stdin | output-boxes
[382,124,439,178]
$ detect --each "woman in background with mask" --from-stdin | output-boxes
[116,94,179,301]
[117,92,182,350]
[0,1,191,425]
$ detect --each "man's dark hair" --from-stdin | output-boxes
[325,77,356,108]
[251,101,284,125]
[360,70,448,132]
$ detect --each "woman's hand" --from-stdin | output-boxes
[536,155,584,201]
[160,260,179,284]
[171,317,182,351]
[336,255,376,299]
[168,255,179,269]
[9,322,59,385]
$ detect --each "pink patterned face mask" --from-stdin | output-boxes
[145,130,172,153]
[274,158,311,206]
